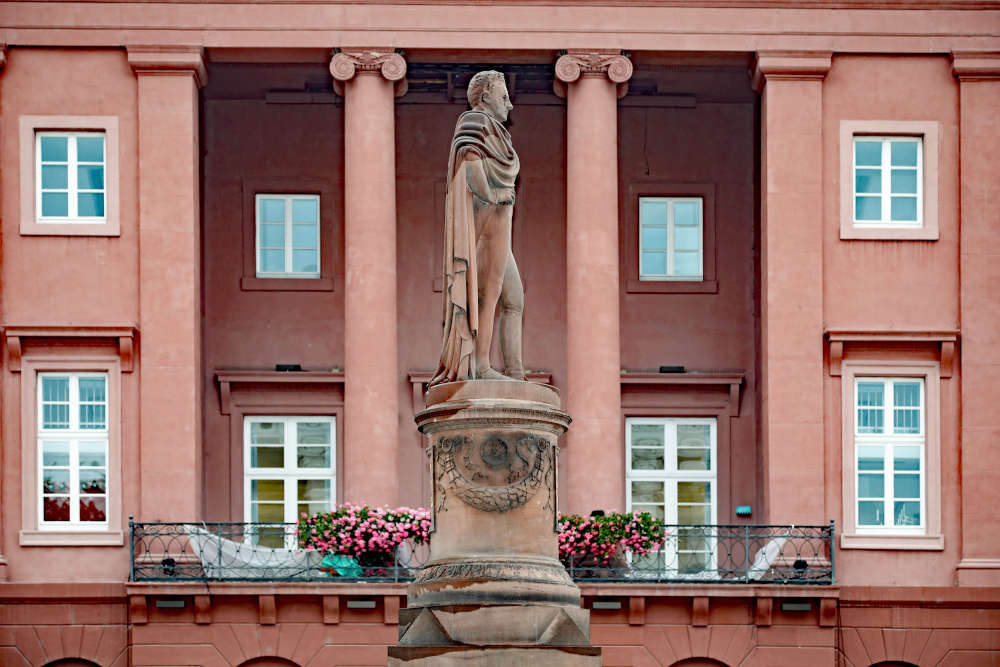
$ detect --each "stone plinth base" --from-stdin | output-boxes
[387,645,602,666]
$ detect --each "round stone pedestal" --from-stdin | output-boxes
[388,381,600,665]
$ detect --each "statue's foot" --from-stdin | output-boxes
[505,368,526,381]
[476,367,517,381]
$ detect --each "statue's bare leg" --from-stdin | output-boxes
[499,251,525,380]
[474,206,510,379]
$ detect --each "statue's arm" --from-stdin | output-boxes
[462,152,515,206]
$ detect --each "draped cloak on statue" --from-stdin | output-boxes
[429,110,520,386]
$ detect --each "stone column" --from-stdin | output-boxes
[127,47,207,520]
[330,49,406,506]
[953,51,1000,586]
[0,43,8,579]
[555,50,632,516]
[751,51,831,524]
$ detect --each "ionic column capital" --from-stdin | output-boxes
[952,51,1000,82]
[126,46,208,88]
[751,50,832,92]
[554,49,633,99]
[330,48,408,97]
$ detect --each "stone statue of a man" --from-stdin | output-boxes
[430,70,524,386]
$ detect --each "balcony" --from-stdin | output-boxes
[131,521,834,585]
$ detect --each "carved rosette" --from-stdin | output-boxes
[330,48,408,97]
[554,50,633,99]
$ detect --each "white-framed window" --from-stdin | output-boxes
[255,194,320,278]
[638,197,703,281]
[37,373,109,529]
[244,416,335,547]
[35,132,106,223]
[626,417,717,574]
[854,378,925,533]
[853,136,922,228]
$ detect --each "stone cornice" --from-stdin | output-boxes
[751,50,832,92]
[126,46,208,88]
[952,50,1000,80]
[554,49,633,99]
[330,47,408,97]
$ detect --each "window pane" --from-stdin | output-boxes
[631,481,664,503]
[292,223,318,248]
[893,382,920,407]
[76,136,105,163]
[43,404,70,429]
[890,141,918,167]
[894,501,920,526]
[292,249,318,274]
[890,169,917,195]
[42,441,70,466]
[78,441,106,467]
[855,140,882,166]
[40,136,68,162]
[677,448,710,471]
[673,224,700,252]
[79,377,106,402]
[673,201,700,226]
[677,424,710,447]
[251,479,284,501]
[894,446,921,471]
[80,497,107,522]
[890,196,917,222]
[894,408,921,434]
[641,252,666,276]
[673,252,701,277]
[80,470,106,493]
[77,164,105,190]
[678,551,710,573]
[260,223,284,247]
[79,404,106,429]
[297,446,331,468]
[77,192,105,217]
[251,446,283,468]
[678,481,710,504]
[858,500,884,526]
[640,199,667,225]
[631,448,664,471]
[630,423,664,448]
[858,445,884,471]
[298,502,330,517]
[260,198,285,223]
[259,249,284,273]
[641,226,667,251]
[252,502,284,523]
[855,168,882,194]
[298,479,330,502]
[43,497,71,522]
[677,504,710,525]
[41,192,69,217]
[858,473,884,498]
[894,473,920,499]
[297,422,331,444]
[292,198,318,223]
[857,382,885,433]
[43,377,70,401]
[42,164,68,189]
[250,422,284,445]
[43,469,70,493]
[855,196,881,221]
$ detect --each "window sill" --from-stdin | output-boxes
[841,226,938,241]
[20,220,120,237]
[241,276,334,292]
[840,533,943,550]
[20,529,124,546]
[626,279,718,294]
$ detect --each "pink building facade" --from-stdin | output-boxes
[0,2,999,665]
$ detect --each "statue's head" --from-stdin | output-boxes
[468,70,512,123]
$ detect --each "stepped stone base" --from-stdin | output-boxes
[387,645,602,666]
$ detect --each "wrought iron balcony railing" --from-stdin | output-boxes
[130,520,833,584]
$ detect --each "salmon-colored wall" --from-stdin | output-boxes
[821,56,963,586]
[0,48,139,581]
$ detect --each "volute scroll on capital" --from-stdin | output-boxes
[330,48,408,97]
[554,50,633,99]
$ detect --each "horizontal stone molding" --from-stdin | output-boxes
[126,46,207,87]
[952,50,1000,80]
[751,50,832,91]
[825,329,958,377]
[3,325,136,372]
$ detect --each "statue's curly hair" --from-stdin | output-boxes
[467,70,507,108]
